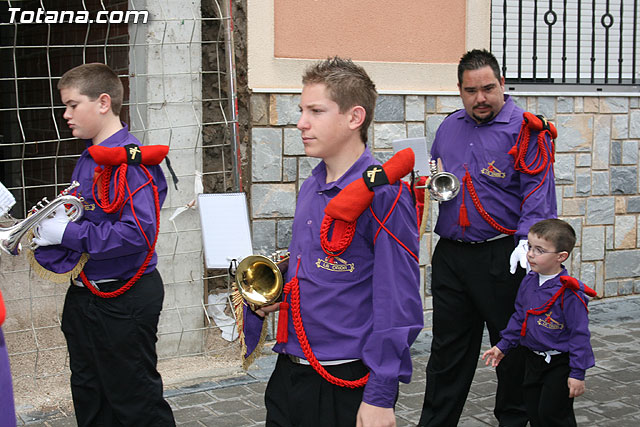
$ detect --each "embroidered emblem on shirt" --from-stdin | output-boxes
[537,311,564,330]
[362,165,389,190]
[481,160,506,178]
[316,255,355,273]
[75,192,95,211]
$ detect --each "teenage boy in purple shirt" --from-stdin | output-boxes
[483,219,595,427]
[32,63,174,426]
[418,49,557,427]
[252,57,423,427]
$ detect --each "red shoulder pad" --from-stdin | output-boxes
[384,148,415,183]
[88,145,169,166]
[560,275,597,297]
[324,148,415,223]
[523,112,558,139]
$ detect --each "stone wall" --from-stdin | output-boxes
[249,92,640,306]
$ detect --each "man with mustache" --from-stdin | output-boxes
[418,49,557,427]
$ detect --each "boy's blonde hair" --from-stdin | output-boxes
[302,56,377,143]
[529,218,576,254]
[58,63,123,116]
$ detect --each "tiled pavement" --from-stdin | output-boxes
[17,295,640,426]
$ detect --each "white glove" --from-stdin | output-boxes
[509,239,530,274]
[32,205,70,247]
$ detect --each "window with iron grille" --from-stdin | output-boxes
[0,0,130,216]
[491,0,639,89]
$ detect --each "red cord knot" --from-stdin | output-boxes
[283,280,293,294]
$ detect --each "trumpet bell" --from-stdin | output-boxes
[428,172,460,202]
[235,255,284,307]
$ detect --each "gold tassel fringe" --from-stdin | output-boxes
[232,286,269,370]
[26,230,89,283]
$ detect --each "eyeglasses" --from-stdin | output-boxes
[526,242,562,257]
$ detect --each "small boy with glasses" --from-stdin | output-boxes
[482,218,596,427]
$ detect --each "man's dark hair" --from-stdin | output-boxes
[302,56,377,143]
[457,49,502,85]
[529,218,577,254]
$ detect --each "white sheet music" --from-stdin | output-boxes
[198,193,253,269]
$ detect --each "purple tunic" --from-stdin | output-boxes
[34,125,167,280]
[432,95,557,242]
[0,328,16,426]
[496,269,595,380]
[265,148,423,408]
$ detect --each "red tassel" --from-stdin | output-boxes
[458,203,470,228]
[520,315,529,336]
[276,302,289,343]
[458,174,470,229]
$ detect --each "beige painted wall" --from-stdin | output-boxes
[274,0,465,63]
[248,0,491,93]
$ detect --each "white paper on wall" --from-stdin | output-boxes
[392,137,430,177]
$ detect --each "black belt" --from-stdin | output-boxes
[454,233,509,244]
[287,354,359,366]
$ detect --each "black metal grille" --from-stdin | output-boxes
[492,0,639,86]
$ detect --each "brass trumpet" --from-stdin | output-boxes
[233,253,289,308]
[0,182,84,255]
[426,159,460,202]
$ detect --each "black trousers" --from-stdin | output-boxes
[419,237,528,427]
[61,270,175,427]
[265,354,373,427]
[523,351,576,427]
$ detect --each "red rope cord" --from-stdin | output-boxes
[565,288,589,312]
[287,263,369,388]
[124,179,152,250]
[512,122,556,208]
[93,165,127,214]
[373,182,403,243]
[122,174,153,212]
[462,170,517,235]
[81,164,160,298]
[520,284,589,336]
[459,118,556,234]
[369,206,419,263]
[320,216,357,257]
[368,182,419,262]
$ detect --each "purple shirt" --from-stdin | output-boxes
[272,148,423,408]
[432,95,557,241]
[496,269,595,380]
[35,125,167,280]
